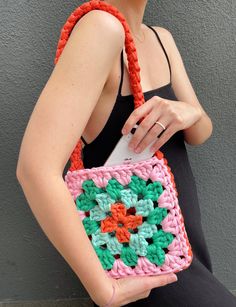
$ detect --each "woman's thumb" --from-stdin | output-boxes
[161,273,178,285]
[153,273,178,287]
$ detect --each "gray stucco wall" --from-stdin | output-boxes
[1,0,235,304]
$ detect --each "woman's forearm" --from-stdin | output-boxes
[183,110,213,146]
[17,172,113,305]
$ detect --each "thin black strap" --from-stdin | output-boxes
[117,49,124,97]
[146,25,172,79]
[81,135,88,146]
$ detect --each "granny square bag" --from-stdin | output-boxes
[54,0,193,279]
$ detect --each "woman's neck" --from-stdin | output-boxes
[104,0,148,37]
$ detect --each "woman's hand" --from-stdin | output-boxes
[121,95,202,154]
[97,273,178,307]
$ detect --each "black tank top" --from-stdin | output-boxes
[79,26,213,272]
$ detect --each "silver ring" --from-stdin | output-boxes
[155,121,166,130]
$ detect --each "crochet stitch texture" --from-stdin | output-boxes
[65,155,193,278]
[77,175,175,270]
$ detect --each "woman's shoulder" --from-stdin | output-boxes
[150,25,174,42]
[149,25,180,65]
[71,9,125,42]
[61,9,125,65]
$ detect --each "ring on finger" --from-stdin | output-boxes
[153,119,167,138]
[154,120,166,131]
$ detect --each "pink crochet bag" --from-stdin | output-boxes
[54,0,193,279]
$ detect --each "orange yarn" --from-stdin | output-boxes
[101,203,143,243]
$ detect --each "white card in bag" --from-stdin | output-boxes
[104,124,156,167]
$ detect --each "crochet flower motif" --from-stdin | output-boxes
[101,202,143,243]
[75,175,175,270]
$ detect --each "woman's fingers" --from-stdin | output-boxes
[121,96,162,135]
[149,125,176,152]
[146,273,178,288]
[132,116,169,153]
[127,110,168,152]
[122,96,184,153]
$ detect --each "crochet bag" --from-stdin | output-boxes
[55,0,193,279]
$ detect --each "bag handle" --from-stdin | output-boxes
[54,0,159,171]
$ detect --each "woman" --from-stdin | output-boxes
[16,0,236,306]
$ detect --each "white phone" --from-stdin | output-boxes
[104,124,155,167]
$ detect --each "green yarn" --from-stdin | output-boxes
[82,217,100,235]
[146,243,166,266]
[120,189,138,209]
[134,199,154,216]
[76,193,97,211]
[128,176,163,202]
[106,236,123,255]
[128,175,147,195]
[95,193,115,212]
[76,179,105,211]
[105,178,124,200]
[89,205,107,221]
[147,207,168,225]
[81,179,104,200]
[76,175,175,269]
[129,233,149,256]
[152,229,174,248]
[121,245,138,267]
[93,245,115,270]
[143,181,163,201]
[91,229,110,246]
[137,221,158,239]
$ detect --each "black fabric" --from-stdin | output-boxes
[81,25,236,306]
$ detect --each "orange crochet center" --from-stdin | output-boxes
[101,202,143,243]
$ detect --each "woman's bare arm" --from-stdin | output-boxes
[16,10,125,306]
[155,27,213,146]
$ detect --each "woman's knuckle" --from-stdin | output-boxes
[153,95,160,102]
[175,114,183,124]
[160,98,168,107]
[166,104,173,113]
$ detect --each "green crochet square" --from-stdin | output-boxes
[75,175,175,270]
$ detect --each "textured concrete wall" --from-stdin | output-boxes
[0,0,235,303]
